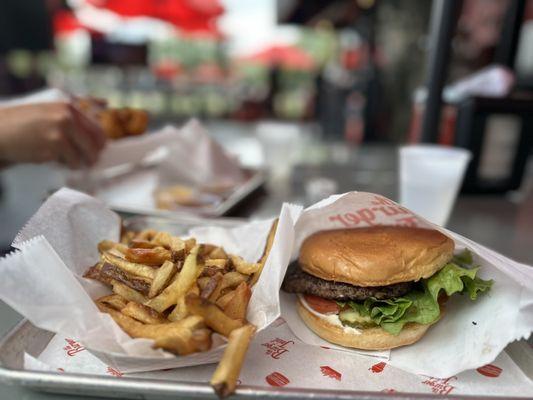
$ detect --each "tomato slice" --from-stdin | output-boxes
[303,294,339,314]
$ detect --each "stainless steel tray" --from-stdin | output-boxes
[1,216,531,400]
[3,319,529,400]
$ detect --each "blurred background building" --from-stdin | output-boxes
[0,0,532,143]
[1,0,533,254]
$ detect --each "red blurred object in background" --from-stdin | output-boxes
[57,0,224,37]
[241,45,315,70]
[408,99,457,145]
[53,10,84,35]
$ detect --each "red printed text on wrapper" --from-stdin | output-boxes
[328,196,421,228]
[421,376,457,395]
[262,338,294,359]
[63,338,85,357]
[320,366,342,381]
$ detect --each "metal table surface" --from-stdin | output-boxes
[1,140,532,400]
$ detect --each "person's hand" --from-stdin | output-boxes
[0,102,107,168]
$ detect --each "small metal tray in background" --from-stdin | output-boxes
[96,168,265,218]
[0,216,531,400]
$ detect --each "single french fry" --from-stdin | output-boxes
[177,315,205,330]
[103,252,155,280]
[148,260,177,298]
[250,219,278,286]
[208,272,247,302]
[129,239,159,249]
[121,302,166,324]
[169,237,186,253]
[152,331,196,355]
[222,282,251,320]
[208,246,228,260]
[205,259,227,269]
[167,296,188,322]
[99,262,151,295]
[125,247,171,266]
[201,273,223,299]
[185,294,243,337]
[121,231,136,245]
[191,328,212,352]
[215,291,235,310]
[197,276,211,290]
[147,245,203,313]
[202,244,217,255]
[185,238,196,252]
[135,229,157,241]
[230,255,260,276]
[188,283,200,296]
[152,231,172,248]
[111,280,148,304]
[96,294,128,311]
[98,240,128,253]
[210,325,256,397]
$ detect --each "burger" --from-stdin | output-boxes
[282,226,492,350]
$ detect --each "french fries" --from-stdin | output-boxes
[146,245,203,313]
[111,281,148,304]
[211,324,256,397]
[230,255,261,275]
[85,223,278,397]
[121,302,166,324]
[103,252,156,280]
[125,247,171,266]
[185,293,244,337]
[222,282,251,320]
[148,260,177,298]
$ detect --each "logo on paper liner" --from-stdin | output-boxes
[265,372,290,387]
[328,196,421,228]
[106,366,123,377]
[421,376,457,395]
[476,364,502,378]
[320,366,342,381]
[262,337,294,359]
[369,362,387,373]
[63,338,85,357]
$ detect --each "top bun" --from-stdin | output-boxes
[299,226,454,287]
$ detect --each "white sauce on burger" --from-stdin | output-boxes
[298,294,362,335]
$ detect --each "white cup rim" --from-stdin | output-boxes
[400,144,472,162]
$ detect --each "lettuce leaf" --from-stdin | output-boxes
[343,250,493,335]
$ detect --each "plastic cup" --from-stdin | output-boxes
[399,145,472,226]
[256,122,302,179]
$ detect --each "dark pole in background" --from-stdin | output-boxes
[495,0,526,68]
[420,0,462,143]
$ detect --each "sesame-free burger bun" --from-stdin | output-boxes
[299,226,454,287]
[297,299,438,350]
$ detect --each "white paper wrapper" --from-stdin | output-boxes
[24,319,533,397]
[0,188,301,372]
[281,191,533,378]
[157,119,246,189]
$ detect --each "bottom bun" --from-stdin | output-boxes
[297,299,438,350]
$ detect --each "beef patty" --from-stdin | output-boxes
[282,263,414,301]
